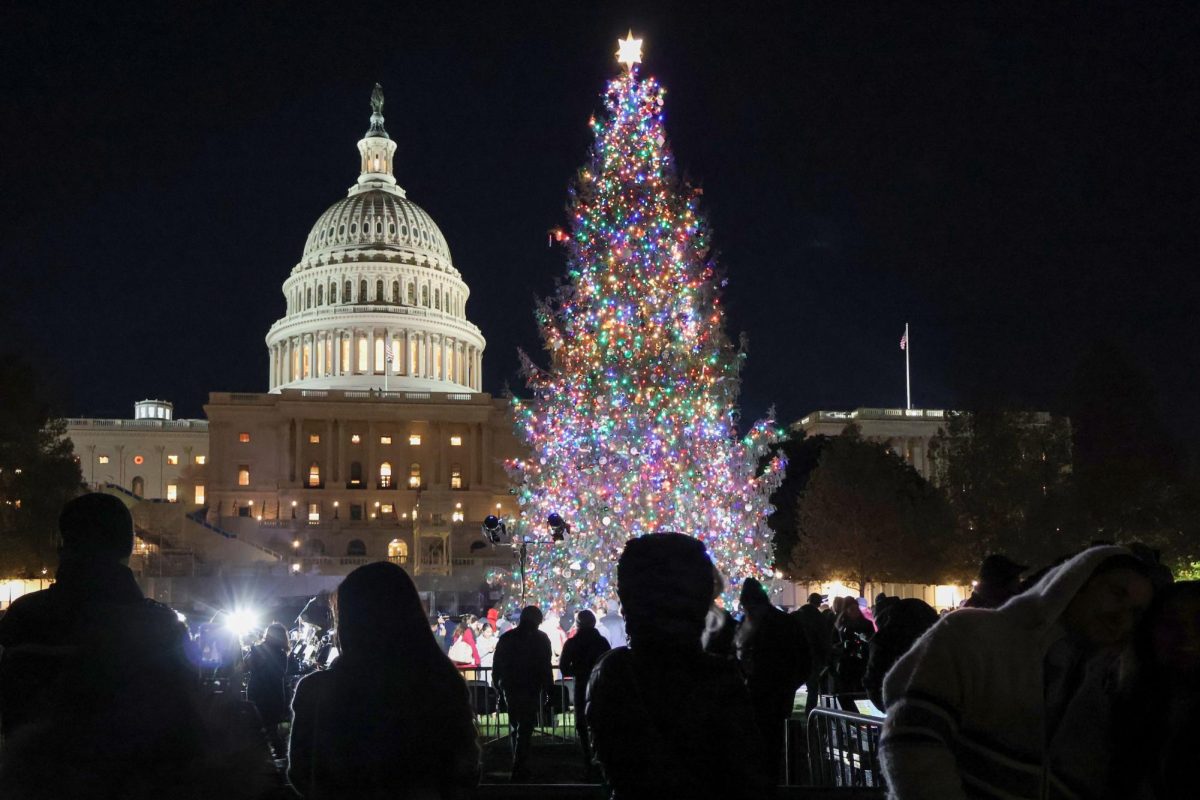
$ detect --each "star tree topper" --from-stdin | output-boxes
[616,30,643,70]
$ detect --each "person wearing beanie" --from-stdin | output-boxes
[962,553,1029,609]
[0,493,209,795]
[587,532,770,799]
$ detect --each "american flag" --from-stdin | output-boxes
[900,328,908,351]
[384,342,393,363]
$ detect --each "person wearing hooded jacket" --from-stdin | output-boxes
[587,533,770,800]
[880,545,1156,800]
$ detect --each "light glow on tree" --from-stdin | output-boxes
[498,39,784,611]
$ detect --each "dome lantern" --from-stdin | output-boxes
[353,83,399,195]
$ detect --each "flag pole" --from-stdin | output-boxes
[905,323,911,410]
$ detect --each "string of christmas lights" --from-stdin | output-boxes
[496,42,785,612]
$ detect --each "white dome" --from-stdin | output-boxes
[302,190,452,263]
[265,85,486,395]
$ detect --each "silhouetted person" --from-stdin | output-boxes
[1113,580,1199,799]
[882,547,1156,799]
[558,609,611,776]
[587,532,769,799]
[735,577,809,784]
[492,606,553,782]
[963,553,1028,609]
[246,622,290,757]
[595,600,626,648]
[0,493,208,797]
[701,569,737,659]
[833,598,873,710]
[288,561,479,798]
[791,592,833,715]
[862,598,937,711]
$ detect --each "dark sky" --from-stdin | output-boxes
[4,3,1198,443]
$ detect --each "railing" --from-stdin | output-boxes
[184,508,285,560]
[806,707,885,789]
[67,418,209,430]
[461,667,578,744]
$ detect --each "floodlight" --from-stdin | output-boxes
[482,514,507,544]
[547,513,570,542]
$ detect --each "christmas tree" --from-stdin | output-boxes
[503,34,784,611]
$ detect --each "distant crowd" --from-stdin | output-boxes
[0,492,1195,800]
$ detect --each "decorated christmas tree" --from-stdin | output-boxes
[504,34,784,611]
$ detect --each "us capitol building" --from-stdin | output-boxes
[64,87,522,613]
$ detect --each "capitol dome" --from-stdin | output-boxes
[302,189,452,264]
[266,85,486,394]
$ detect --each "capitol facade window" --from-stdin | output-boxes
[194,485,205,504]
[167,454,179,465]
[238,466,250,486]
[98,455,110,464]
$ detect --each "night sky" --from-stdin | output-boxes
[4,3,1198,444]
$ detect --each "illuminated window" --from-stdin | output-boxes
[380,503,394,514]
[195,455,206,465]
[194,485,205,504]
[239,432,251,443]
[449,435,462,447]
[388,539,408,562]
[167,454,179,465]
[166,484,178,502]
[133,455,144,465]
[408,434,421,446]
[309,433,320,444]
[308,503,320,522]
[408,463,421,488]
[380,435,392,445]
[340,337,350,370]
[357,336,369,372]
[98,455,110,464]
[351,434,361,444]
[379,461,392,488]
[308,462,321,487]
[374,336,385,372]
[450,464,463,490]
[238,466,250,486]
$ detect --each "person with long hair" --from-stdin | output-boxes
[288,562,480,798]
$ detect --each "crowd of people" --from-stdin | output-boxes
[0,492,1196,800]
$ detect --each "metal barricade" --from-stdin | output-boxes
[806,707,885,789]
[462,667,579,744]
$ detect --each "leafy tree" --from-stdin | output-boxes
[929,409,1075,568]
[1066,340,1197,565]
[765,433,833,570]
[0,355,83,576]
[789,426,957,595]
